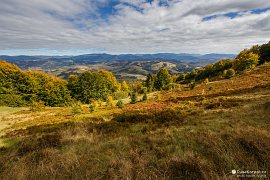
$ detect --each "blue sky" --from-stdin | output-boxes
[203,7,270,21]
[0,0,270,55]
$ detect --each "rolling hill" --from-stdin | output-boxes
[0,62,269,179]
[0,53,235,81]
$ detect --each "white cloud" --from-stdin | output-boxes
[0,0,270,55]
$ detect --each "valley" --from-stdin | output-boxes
[1,53,235,81]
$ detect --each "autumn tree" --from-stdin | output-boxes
[121,80,129,92]
[0,60,24,94]
[0,61,71,107]
[67,70,120,103]
[98,70,120,92]
[234,49,259,71]
[154,68,172,90]
[249,45,260,55]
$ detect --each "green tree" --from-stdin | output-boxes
[145,73,155,92]
[67,75,80,99]
[259,42,270,64]
[98,70,120,92]
[154,68,172,90]
[189,70,197,80]
[68,70,120,103]
[249,45,260,55]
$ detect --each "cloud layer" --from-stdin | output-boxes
[0,0,270,55]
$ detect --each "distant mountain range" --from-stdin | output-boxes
[0,53,235,63]
[0,53,236,81]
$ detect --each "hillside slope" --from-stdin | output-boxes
[0,63,270,179]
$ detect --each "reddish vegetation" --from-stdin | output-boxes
[122,63,270,113]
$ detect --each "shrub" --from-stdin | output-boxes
[89,100,99,112]
[156,94,162,101]
[30,101,45,112]
[114,91,129,100]
[142,93,148,101]
[71,101,83,115]
[139,87,148,94]
[116,100,124,108]
[204,78,209,84]
[106,96,116,108]
[224,68,235,79]
[189,81,196,90]
[130,93,138,104]
[176,73,186,83]
[0,94,28,107]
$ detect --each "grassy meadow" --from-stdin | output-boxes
[0,63,270,179]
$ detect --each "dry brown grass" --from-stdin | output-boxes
[0,63,270,179]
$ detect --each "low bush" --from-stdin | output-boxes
[107,96,116,108]
[71,102,83,115]
[30,101,45,112]
[89,100,100,112]
[189,81,196,90]
[0,94,28,107]
[224,68,235,79]
[116,100,124,108]
[142,93,148,101]
[130,93,138,104]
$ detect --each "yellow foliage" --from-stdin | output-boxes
[121,80,129,92]
[106,96,116,108]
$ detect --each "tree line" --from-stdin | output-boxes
[175,41,270,84]
[0,61,129,107]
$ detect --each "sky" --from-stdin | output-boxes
[0,0,270,55]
